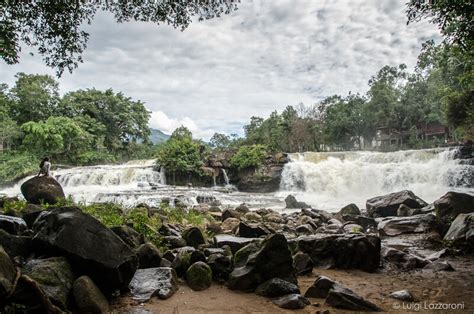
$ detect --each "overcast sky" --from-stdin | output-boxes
[0,0,440,139]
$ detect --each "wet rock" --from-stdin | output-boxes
[228,234,297,291]
[367,190,427,218]
[443,213,474,247]
[235,203,250,214]
[381,247,428,270]
[182,227,205,248]
[22,204,44,228]
[272,294,310,310]
[171,247,195,277]
[397,204,414,216]
[160,258,172,268]
[0,229,31,258]
[424,260,455,272]
[304,276,338,298]
[221,218,240,234]
[214,234,259,254]
[23,256,75,310]
[293,252,313,275]
[222,209,240,221]
[162,251,176,262]
[326,284,381,311]
[434,192,474,229]
[342,215,377,230]
[426,249,450,261]
[255,278,300,297]
[207,253,232,283]
[164,236,187,248]
[189,250,206,265]
[186,261,212,291]
[389,289,414,302]
[73,276,109,314]
[129,267,179,302]
[238,222,268,238]
[243,212,262,222]
[343,223,364,234]
[111,225,144,249]
[0,246,16,301]
[137,243,162,269]
[32,206,138,293]
[158,223,181,237]
[377,213,436,236]
[20,176,65,205]
[233,242,260,268]
[285,195,310,209]
[0,215,27,235]
[293,234,381,272]
[339,203,360,216]
[196,195,216,204]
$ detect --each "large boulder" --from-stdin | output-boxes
[434,192,474,233]
[381,247,428,270]
[292,234,381,272]
[32,207,138,293]
[367,190,427,217]
[0,246,16,301]
[0,215,27,235]
[377,213,437,236]
[111,225,144,249]
[129,267,178,302]
[20,176,65,205]
[207,253,232,283]
[186,261,212,291]
[22,257,75,310]
[443,213,474,249]
[73,276,109,314]
[0,229,32,258]
[182,227,205,248]
[228,234,296,292]
[137,243,162,269]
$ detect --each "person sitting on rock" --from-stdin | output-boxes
[37,157,52,177]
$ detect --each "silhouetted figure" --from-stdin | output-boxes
[37,157,51,177]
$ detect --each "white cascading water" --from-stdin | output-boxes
[222,169,230,186]
[279,147,473,211]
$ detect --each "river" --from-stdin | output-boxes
[1,148,472,212]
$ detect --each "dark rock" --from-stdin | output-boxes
[196,195,216,204]
[158,223,181,237]
[381,247,428,270]
[389,289,414,302]
[189,250,206,265]
[22,203,44,228]
[207,253,232,283]
[304,276,338,298]
[285,195,310,209]
[293,234,381,272]
[214,234,259,254]
[377,213,437,236]
[20,176,65,205]
[367,190,427,218]
[162,251,176,262]
[182,227,205,248]
[0,246,16,301]
[326,284,381,311]
[443,213,474,247]
[0,215,27,235]
[73,276,109,314]
[0,229,32,258]
[424,260,455,272]
[204,247,225,256]
[339,203,360,216]
[171,246,195,277]
[32,206,138,293]
[234,164,284,193]
[397,204,414,216]
[233,242,261,268]
[238,221,268,238]
[23,256,75,310]
[434,192,474,230]
[426,248,450,261]
[255,278,300,297]
[186,261,212,291]
[272,294,310,310]
[111,225,144,249]
[228,234,297,291]
[221,209,240,221]
[235,203,250,214]
[160,258,172,268]
[129,267,179,302]
[137,243,162,269]
[293,252,313,276]
[164,236,186,248]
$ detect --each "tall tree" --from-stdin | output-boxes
[1,1,239,76]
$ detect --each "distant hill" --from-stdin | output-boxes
[149,128,170,144]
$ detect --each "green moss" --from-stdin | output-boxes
[233,242,260,267]
[186,262,212,291]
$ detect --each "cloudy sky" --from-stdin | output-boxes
[0,0,440,139]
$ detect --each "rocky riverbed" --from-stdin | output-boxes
[0,176,473,313]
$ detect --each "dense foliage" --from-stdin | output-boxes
[0,73,155,184]
[0,1,239,76]
[230,145,268,170]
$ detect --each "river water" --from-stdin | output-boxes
[1,148,472,212]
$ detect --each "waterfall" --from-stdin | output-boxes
[279,147,473,211]
[222,169,230,186]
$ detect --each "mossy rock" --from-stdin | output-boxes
[233,242,260,268]
[185,261,212,291]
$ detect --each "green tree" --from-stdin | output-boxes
[1,1,239,76]
[9,73,60,124]
[210,132,231,150]
[60,89,151,151]
[0,117,21,151]
[230,144,268,170]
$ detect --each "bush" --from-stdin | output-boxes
[0,152,38,185]
[230,145,268,170]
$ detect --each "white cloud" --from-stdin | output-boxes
[0,1,441,139]
[149,111,198,135]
